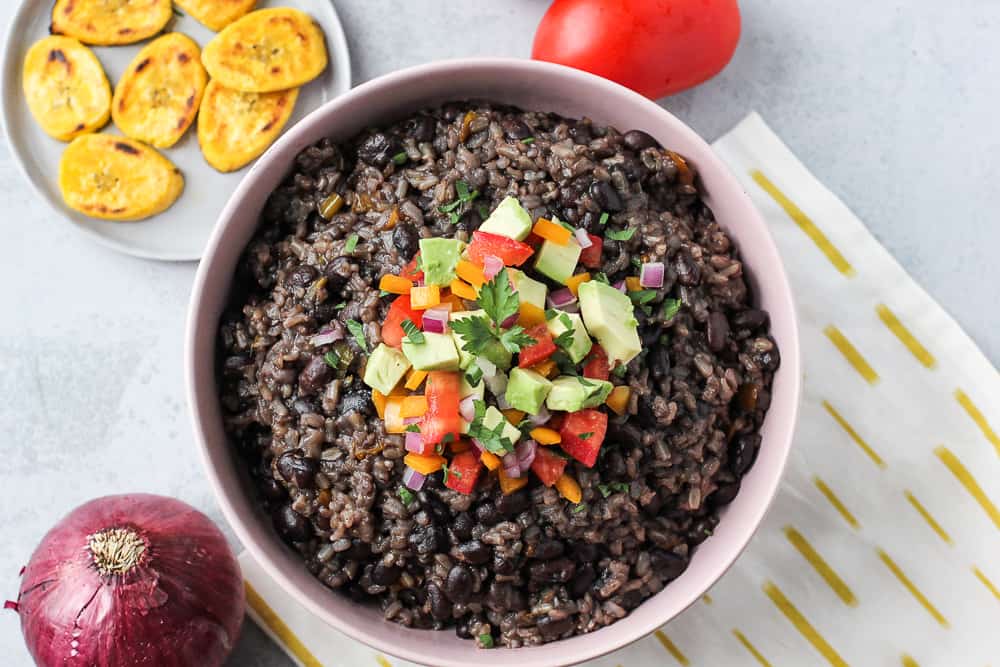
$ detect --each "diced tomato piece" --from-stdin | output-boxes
[445,450,482,494]
[582,344,610,380]
[559,409,608,468]
[523,232,545,249]
[518,324,558,368]
[579,234,603,268]
[400,254,424,281]
[531,446,568,487]
[382,295,424,347]
[467,231,535,267]
[421,371,462,446]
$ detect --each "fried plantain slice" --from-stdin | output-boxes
[112,33,207,148]
[59,134,184,221]
[201,8,327,93]
[197,80,298,172]
[50,0,173,46]
[22,36,111,141]
[174,0,257,32]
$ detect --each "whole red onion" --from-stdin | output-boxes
[11,494,244,667]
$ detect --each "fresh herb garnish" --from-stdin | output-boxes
[572,503,588,513]
[552,313,575,351]
[578,432,594,440]
[577,376,597,387]
[405,423,421,433]
[612,364,628,378]
[465,365,484,386]
[443,432,456,445]
[441,463,461,483]
[398,486,415,506]
[323,350,340,369]
[597,483,611,498]
[451,268,534,355]
[479,634,495,648]
[592,272,610,284]
[392,151,408,165]
[344,234,359,254]
[521,137,535,145]
[346,319,368,352]
[612,481,630,493]
[606,227,636,242]
[466,400,516,454]
[478,203,491,220]
[551,350,578,376]
[438,179,480,224]
[401,318,425,344]
[545,308,559,321]
[640,304,653,316]
[631,256,643,270]
[598,212,609,226]
[334,302,347,310]
[630,289,658,305]
[662,298,682,320]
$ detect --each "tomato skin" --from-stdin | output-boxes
[531,446,569,487]
[579,234,603,268]
[467,231,535,267]
[518,324,558,368]
[382,295,424,348]
[445,450,482,494]
[531,0,741,99]
[422,371,463,445]
[559,409,608,467]
[582,344,610,380]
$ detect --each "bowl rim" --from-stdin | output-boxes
[186,57,801,666]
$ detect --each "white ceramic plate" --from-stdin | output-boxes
[0,0,351,261]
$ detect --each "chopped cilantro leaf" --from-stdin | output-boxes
[466,400,516,454]
[577,376,597,387]
[592,272,610,284]
[398,486,415,505]
[323,351,340,369]
[441,463,450,483]
[598,212,609,226]
[572,503,588,513]
[478,268,520,327]
[479,634,494,648]
[597,483,611,498]
[438,180,480,219]
[499,325,535,354]
[478,203,491,220]
[553,329,574,351]
[606,227,636,242]
[450,316,495,356]
[451,268,532,355]
[631,256,643,270]
[346,319,368,352]
[344,234,359,253]
[401,318,425,344]
[545,308,559,321]
[334,302,347,311]
[630,289,658,305]
[392,151,408,165]
[612,364,629,378]
[612,481,630,493]
[662,298,682,320]
[521,137,535,144]
[578,432,594,440]
[405,423,421,433]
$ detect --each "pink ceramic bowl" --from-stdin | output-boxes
[186,58,800,667]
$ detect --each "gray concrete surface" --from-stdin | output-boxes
[1,1,996,664]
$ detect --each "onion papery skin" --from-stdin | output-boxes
[16,494,244,667]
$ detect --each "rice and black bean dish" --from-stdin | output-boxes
[217,101,779,648]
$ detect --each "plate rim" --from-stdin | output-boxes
[0,0,352,262]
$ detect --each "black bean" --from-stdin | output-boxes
[423,492,452,525]
[444,565,473,603]
[529,557,576,583]
[475,501,500,526]
[572,542,600,563]
[641,491,665,518]
[737,382,760,412]
[273,505,313,542]
[458,540,491,565]
[455,207,483,234]
[455,618,473,640]
[427,582,452,620]
[568,121,593,144]
[501,118,532,140]
[495,491,529,517]
[618,153,649,182]
[650,549,689,581]
[344,539,371,560]
[620,589,644,610]
[527,538,565,560]
[707,312,730,352]
[590,180,623,212]
[298,356,332,396]
[276,450,319,489]
[674,248,700,286]
[537,615,574,640]
[372,562,401,586]
[406,115,436,143]
[729,433,761,476]
[357,132,402,167]
[712,480,741,507]
[622,129,659,151]
[651,346,671,380]
[486,582,527,612]
[258,477,287,502]
[751,341,781,372]
[493,551,520,576]
[689,517,717,545]
[409,525,447,555]
[338,389,374,417]
[392,223,420,258]
[451,512,474,541]
[732,309,769,331]
[287,265,317,287]
[570,564,596,597]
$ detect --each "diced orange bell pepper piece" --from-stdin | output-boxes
[379,274,413,295]
[501,409,525,425]
[372,389,387,419]
[384,206,400,230]
[518,302,547,328]
[404,452,447,475]
[456,259,486,288]
[384,397,406,433]
[625,277,642,292]
[606,386,631,415]
[499,467,529,494]
[555,473,582,504]
[399,395,428,419]
[449,279,478,301]
[530,359,558,379]
[566,272,591,297]
[480,451,501,471]
[410,285,441,310]
[532,218,572,245]
[530,427,561,445]
[440,293,465,312]
[404,369,428,391]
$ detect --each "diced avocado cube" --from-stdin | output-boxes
[460,374,486,400]
[401,332,460,370]
[545,375,613,411]
[362,343,411,395]
[534,238,582,285]
[481,405,522,448]
[450,310,513,371]
[578,281,642,365]
[505,368,553,415]
[477,196,533,241]
[419,238,465,286]
[545,310,592,363]
[510,269,547,311]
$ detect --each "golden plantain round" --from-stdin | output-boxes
[50,0,173,47]
[197,80,298,172]
[59,135,184,221]
[22,36,111,141]
[201,8,328,93]
[174,0,258,32]
[112,33,208,149]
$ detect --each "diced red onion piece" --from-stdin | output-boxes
[547,288,577,309]
[422,306,450,334]
[612,280,627,293]
[516,440,537,471]
[561,301,580,314]
[573,228,593,248]
[528,406,550,425]
[403,416,421,425]
[483,255,504,280]
[311,325,344,347]
[502,452,520,477]
[404,431,424,453]
[640,262,665,288]
[402,466,426,491]
[459,395,477,422]
[470,438,484,452]
[475,357,497,378]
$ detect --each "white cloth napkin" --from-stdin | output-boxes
[239,113,1000,667]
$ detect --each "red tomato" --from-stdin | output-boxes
[400,254,424,281]
[532,0,741,99]
[382,295,424,347]
[559,409,608,467]
[579,234,603,269]
[524,232,545,249]
[518,324,558,368]
[422,371,463,445]
[583,344,610,380]
[467,231,535,267]
[445,450,482,494]
[530,446,568,487]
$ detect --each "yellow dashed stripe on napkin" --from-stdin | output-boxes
[783,526,857,606]
[813,476,861,529]
[902,654,921,667]
[877,550,949,628]
[904,491,953,545]
[245,582,325,667]
[876,304,937,369]
[934,445,1000,529]
[751,170,855,276]
[823,400,886,467]
[824,326,880,384]
[972,567,1000,602]
[762,581,848,667]
[375,656,392,667]
[732,629,773,667]
[654,630,690,665]
[954,389,1000,457]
